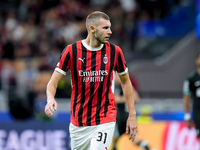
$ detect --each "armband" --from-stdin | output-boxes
[184,113,191,121]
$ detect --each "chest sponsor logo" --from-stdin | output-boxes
[79,70,108,82]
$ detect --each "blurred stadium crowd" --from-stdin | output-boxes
[0,0,195,120]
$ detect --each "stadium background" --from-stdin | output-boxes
[0,0,199,149]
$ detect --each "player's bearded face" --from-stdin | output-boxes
[95,29,107,44]
[94,19,112,44]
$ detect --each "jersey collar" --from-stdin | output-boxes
[82,40,104,51]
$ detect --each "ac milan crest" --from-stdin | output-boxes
[103,55,108,64]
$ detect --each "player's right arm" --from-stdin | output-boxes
[45,71,64,117]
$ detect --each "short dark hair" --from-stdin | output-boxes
[86,11,110,29]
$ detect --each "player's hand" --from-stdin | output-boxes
[45,98,57,117]
[126,115,137,142]
[186,120,192,129]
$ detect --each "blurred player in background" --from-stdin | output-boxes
[45,11,137,150]
[113,74,156,150]
[183,54,200,144]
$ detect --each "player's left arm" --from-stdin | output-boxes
[118,72,137,142]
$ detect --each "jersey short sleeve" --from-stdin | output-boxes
[115,46,128,75]
[55,46,71,75]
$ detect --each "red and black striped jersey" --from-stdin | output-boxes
[55,40,128,126]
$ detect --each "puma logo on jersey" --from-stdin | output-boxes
[78,58,85,63]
